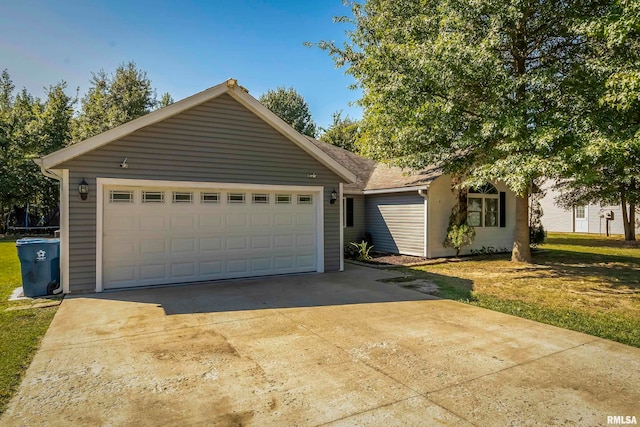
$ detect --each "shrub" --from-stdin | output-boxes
[349,240,374,262]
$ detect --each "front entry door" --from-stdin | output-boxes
[575,205,588,233]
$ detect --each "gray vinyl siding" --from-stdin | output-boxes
[365,192,425,256]
[59,94,342,293]
[344,194,366,245]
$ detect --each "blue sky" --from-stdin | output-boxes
[1,0,361,129]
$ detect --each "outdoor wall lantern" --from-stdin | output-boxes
[330,189,338,204]
[78,178,89,201]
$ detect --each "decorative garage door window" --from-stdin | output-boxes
[252,193,269,204]
[109,190,134,203]
[142,191,164,203]
[298,195,312,204]
[172,191,193,203]
[201,192,220,203]
[276,194,291,204]
[228,193,245,203]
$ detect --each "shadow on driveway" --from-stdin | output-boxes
[84,264,438,315]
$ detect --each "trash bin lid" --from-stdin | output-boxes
[16,238,60,246]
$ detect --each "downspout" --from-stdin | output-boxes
[35,159,68,294]
[418,189,428,258]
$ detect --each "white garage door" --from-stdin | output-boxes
[102,185,319,289]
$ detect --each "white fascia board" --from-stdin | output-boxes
[363,185,429,195]
[343,190,364,195]
[226,89,357,184]
[41,82,231,169]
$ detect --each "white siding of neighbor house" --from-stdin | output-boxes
[57,93,342,293]
[365,192,425,256]
[343,194,366,245]
[428,175,516,258]
[539,181,639,235]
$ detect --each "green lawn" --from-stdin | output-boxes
[391,232,640,347]
[0,239,59,414]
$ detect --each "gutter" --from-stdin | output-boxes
[35,158,62,182]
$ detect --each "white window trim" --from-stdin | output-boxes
[468,194,499,228]
[95,178,325,292]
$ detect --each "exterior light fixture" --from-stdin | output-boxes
[330,189,338,204]
[78,178,89,201]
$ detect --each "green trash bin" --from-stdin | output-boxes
[16,238,61,297]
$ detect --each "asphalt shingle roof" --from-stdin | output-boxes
[308,137,441,192]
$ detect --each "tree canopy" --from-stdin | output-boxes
[74,61,158,141]
[0,63,169,232]
[557,0,640,240]
[259,87,317,137]
[317,0,610,261]
[319,111,360,152]
[0,70,75,231]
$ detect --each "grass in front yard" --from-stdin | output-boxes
[0,239,58,414]
[397,232,640,347]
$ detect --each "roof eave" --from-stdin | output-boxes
[362,185,430,195]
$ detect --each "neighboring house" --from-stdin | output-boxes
[538,181,640,236]
[38,79,516,294]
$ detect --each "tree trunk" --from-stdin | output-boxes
[512,194,531,262]
[620,190,634,241]
[627,202,636,241]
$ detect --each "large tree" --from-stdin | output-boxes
[74,61,158,141]
[557,0,640,241]
[0,70,74,231]
[259,87,317,137]
[319,111,360,152]
[316,0,606,262]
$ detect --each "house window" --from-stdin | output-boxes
[344,197,354,227]
[109,190,134,203]
[172,192,193,203]
[228,193,245,204]
[252,193,269,204]
[297,195,312,204]
[467,184,499,227]
[201,192,220,203]
[142,191,164,203]
[276,194,291,204]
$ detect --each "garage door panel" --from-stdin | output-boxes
[274,235,294,248]
[297,255,316,269]
[140,239,166,254]
[200,260,223,275]
[226,214,248,227]
[171,215,196,229]
[103,185,318,289]
[198,215,224,229]
[171,238,195,253]
[251,236,272,249]
[171,262,196,278]
[141,264,167,280]
[226,237,248,250]
[140,216,167,230]
[275,213,293,226]
[250,213,271,227]
[251,258,272,272]
[227,259,249,274]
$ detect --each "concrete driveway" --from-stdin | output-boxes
[3,265,639,426]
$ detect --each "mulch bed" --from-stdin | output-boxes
[367,253,428,266]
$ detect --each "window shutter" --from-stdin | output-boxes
[499,192,506,227]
